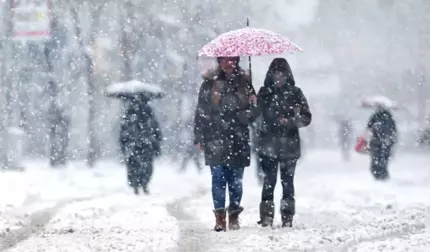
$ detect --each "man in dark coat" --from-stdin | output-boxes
[194,56,257,232]
[120,94,162,195]
[257,58,312,228]
[367,106,397,180]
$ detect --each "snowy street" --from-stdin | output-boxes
[1,0,429,251]
[1,150,430,252]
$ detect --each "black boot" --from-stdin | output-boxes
[280,199,295,228]
[258,201,274,227]
[213,208,227,232]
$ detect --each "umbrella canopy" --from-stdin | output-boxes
[198,27,302,57]
[360,95,398,110]
[105,80,165,100]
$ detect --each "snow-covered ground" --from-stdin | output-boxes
[1,150,429,251]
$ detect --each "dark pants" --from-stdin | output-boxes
[370,145,391,180]
[126,155,154,188]
[260,156,297,202]
[210,165,244,210]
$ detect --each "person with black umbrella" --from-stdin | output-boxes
[106,80,163,195]
[119,93,162,194]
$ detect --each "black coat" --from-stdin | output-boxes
[120,101,162,160]
[256,84,312,160]
[367,109,397,150]
[194,68,257,167]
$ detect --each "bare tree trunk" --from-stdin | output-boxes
[120,1,138,82]
[0,1,13,170]
[86,54,97,167]
[120,28,133,82]
[418,74,426,122]
[119,30,133,81]
[71,4,103,167]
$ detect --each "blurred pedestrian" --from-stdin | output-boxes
[366,106,397,180]
[120,94,162,195]
[338,117,353,161]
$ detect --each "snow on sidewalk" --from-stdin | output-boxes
[1,158,204,252]
[2,151,429,251]
[182,150,430,251]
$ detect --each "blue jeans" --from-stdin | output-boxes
[210,165,244,210]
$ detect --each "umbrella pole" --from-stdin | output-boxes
[247,18,252,85]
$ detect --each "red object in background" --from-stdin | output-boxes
[355,136,368,153]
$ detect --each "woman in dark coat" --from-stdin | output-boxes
[257,58,312,228]
[367,106,397,180]
[120,94,162,195]
[194,56,257,232]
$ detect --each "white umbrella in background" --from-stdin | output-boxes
[105,80,165,100]
[360,95,399,110]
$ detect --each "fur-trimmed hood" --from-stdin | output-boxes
[202,67,251,81]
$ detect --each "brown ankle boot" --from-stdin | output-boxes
[213,208,226,232]
[227,206,244,230]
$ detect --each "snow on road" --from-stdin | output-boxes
[0,150,429,251]
[182,151,430,252]
[0,159,203,251]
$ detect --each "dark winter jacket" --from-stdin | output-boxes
[256,85,311,160]
[256,58,311,160]
[193,67,257,167]
[120,100,162,159]
[367,109,397,150]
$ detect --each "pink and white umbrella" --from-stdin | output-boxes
[198,27,302,57]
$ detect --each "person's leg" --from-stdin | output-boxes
[225,167,244,210]
[211,165,227,231]
[141,156,154,194]
[370,147,383,180]
[127,155,140,194]
[378,146,391,180]
[279,159,298,227]
[224,165,245,230]
[261,156,278,202]
[258,156,278,227]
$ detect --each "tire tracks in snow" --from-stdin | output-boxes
[166,186,213,252]
[0,193,119,251]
